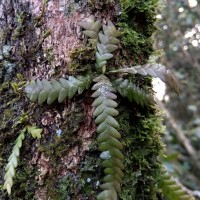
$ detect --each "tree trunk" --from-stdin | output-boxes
[0,0,163,199]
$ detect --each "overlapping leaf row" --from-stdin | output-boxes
[3,126,42,195]
[92,76,124,200]
[25,75,92,105]
[3,129,25,195]
[78,15,101,43]
[113,78,154,107]
[78,15,121,73]
[158,167,195,200]
[95,21,121,72]
[110,63,179,94]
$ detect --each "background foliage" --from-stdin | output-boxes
[156,0,200,196]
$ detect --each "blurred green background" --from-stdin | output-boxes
[155,0,200,196]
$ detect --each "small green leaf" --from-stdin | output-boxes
[96,52,113,63]
[59,78,69,89]
[47,89,59,104]
[91,20,101,32]
[83,30,97,39]
[97,189,117,200]
[105,107,118,116]
[107,137,123,150]
[30,91,39,103]
[98,131,109,143]
[58,88,68,103]
[106,125,121,139]
[109,147,124,160]
[27,126,36,134]
[78,15,95,30]
[105,116,119,128]
[31,129,42,139]
[108,37,120,45]
[78,21,93,30]
[68,85,78,99]
[97,43,106,55]
[106,44,118,53]
[97,121,107,133]
[103,99,118,108]
[96,61,107,69]
[95,112,107,124]
[99,142,112,151]
[103,174,122,183]
[42,79,53,90]
[51,79,62,90]
[38,90,49,105]
[99,32,109,44]
[6,183,11,195]
[92,96,104,107]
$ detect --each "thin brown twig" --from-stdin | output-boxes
[156,98,200,171]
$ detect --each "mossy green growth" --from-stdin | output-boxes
[117,101,164,200]
[120,0,158,20]
[46,147,100,200]
[0,133,38,200]
[0,165,37,200]
[68,46,95,73]
[38,102,84,160]
[88,0,114,11]
[119,22,154,63]
[56,172,83,200]
[80,143,102,199]
[119,0,158,64]
[55,145,102,200]
[0,108,14,130]
[11,160,37,200]
[36,102,100,199]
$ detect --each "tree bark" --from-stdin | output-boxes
[0,0,163,199]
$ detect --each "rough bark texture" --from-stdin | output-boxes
[0,0,163,199]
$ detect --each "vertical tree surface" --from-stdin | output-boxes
[0,0,191,200]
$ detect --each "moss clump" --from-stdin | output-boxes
[56,172,83,200]
[88,0,115,12]
[68,46,95,74]
[119,0,158,64]
[117,101,164,200]
[0,108,14,130]
[11,161,37,199]
[119,22,154,64]
[80,143,102,199]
